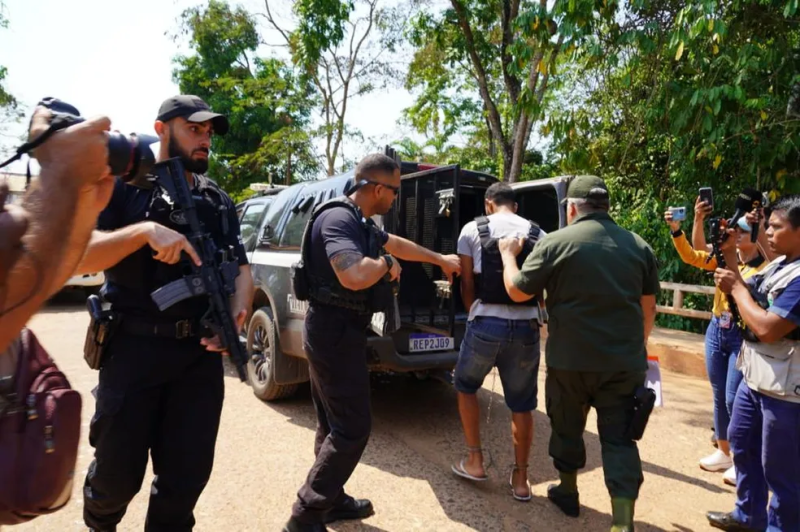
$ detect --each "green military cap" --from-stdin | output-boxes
[561,175,609,204]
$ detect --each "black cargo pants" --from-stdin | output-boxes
[292,305,372,524]
[545,368,646,500]
[83,330,224,532]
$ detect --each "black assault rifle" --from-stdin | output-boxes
[147,157,249,382]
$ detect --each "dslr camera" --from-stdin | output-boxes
[31,98,158,184]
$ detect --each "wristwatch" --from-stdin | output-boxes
[382,255,394,281]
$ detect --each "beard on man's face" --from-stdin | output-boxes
[168,135,209,174]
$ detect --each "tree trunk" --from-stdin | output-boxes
[286,148,293,186]
[501,139,514,182]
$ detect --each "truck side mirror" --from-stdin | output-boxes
[260,224,274,245]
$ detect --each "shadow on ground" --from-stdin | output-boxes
[252,371,721,532]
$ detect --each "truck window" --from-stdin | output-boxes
[259,188,298,247]
[240,202,268,252]
[280,192,322,248]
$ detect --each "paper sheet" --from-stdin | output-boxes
[646,358,664,407]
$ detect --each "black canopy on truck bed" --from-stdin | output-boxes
[380,158,497,351]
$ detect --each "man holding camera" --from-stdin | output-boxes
[73,95,253,532]
[708,195,800,532]
[498,176,659,532]
[0,108,114,351]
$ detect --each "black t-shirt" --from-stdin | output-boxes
[97,175,248,320]
[308,205,388,310]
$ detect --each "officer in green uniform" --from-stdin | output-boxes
[498,175,659,532]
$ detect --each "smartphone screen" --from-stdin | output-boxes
[699,187,714,210]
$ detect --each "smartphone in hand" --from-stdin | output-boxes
[669,206,687,221]
[699,187,714,210]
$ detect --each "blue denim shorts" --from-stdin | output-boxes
[454,316,541,412]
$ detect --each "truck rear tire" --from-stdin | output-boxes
[246,307,298,401]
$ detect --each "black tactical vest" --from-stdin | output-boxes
[291,196,393,314]
[474,215,540,306]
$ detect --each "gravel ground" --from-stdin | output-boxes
[13,292,733,532]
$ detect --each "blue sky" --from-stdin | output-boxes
[0,0,416,175]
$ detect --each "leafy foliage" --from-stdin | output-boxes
[292,0,355,65]
[544,0,800,331]
[265,0,406,176]
[173,0,319,200]
[402,0,623,182]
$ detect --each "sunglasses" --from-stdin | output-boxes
[360,179,399,196]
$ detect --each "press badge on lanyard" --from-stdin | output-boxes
[719,311,732,329]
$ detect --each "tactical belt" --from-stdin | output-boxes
[119,316,210,339]
[307,275,371,313]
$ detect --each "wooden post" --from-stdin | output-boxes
[673,287,684,310]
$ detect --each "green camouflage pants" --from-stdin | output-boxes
[545,368,646,500]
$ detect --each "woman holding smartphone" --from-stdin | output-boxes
[664,200,773,486]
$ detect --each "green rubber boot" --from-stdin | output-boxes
[610,498,635,532]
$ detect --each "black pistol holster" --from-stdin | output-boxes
[625,385,656,441]
[83,294,121,370]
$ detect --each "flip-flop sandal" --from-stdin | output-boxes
[451,459,488,482]
[509,464,532,502]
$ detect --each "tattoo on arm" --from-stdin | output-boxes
[331,252,363,272]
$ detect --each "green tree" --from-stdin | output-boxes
[173,0,320,199]
[264,0,407,175]
[552,0,800,191]
[543,0,800,331]
[403,0,621,182]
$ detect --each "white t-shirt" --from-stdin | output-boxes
[457,211,547,321]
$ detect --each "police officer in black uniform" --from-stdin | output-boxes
[74,95,254,532]
[284,154,462,532]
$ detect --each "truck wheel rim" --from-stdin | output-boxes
[251,324,271,383]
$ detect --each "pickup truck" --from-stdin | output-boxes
[237,147,579,401]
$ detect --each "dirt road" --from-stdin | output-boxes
[15,293,732,531]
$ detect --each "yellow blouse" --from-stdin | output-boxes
[670,231,767,317]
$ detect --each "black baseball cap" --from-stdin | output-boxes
[156,95,229,136]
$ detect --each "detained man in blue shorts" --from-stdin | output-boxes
[450,182,545,502]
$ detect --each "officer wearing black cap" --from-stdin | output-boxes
[75,95,252,531]
[497,175,660,532]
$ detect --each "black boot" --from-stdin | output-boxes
[706,512,760,532]
[324,496,374,523]
[547,484,580,517]
[283,517,328,532]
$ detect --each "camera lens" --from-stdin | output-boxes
[107,132,134,176]
[107,132,158,183]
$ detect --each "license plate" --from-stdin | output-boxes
[409,333,454,352]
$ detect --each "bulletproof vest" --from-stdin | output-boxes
[291,196,393,314]
[741,258,800,399]
[474,215,540,306]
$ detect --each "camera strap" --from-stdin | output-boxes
[0,115,75,186]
